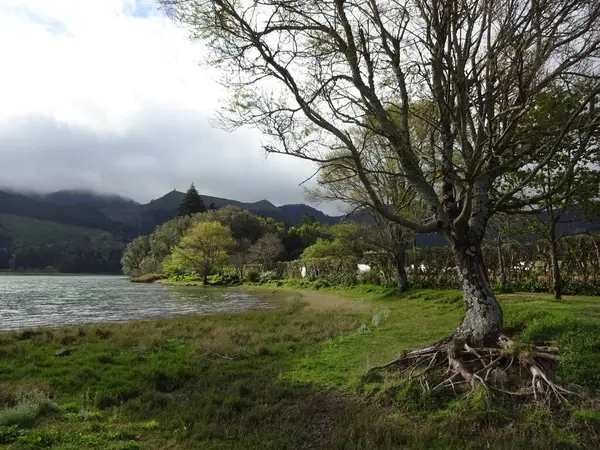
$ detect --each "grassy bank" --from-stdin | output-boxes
[1,287,600,449]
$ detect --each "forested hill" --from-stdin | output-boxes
[0,189,347,273]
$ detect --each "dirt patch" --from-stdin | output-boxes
[246,288,369,312]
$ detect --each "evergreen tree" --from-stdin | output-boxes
[178,183,206,217]
[209,202,217,211]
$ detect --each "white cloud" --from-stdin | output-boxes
[0,0,344,213]
[0,0,221,129]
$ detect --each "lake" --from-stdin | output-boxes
[0,275,275,330]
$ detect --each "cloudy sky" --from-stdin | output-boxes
[0,0,339,212]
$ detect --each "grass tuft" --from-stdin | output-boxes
[0,390,56,427]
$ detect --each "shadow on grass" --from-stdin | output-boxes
[0,290,599,449]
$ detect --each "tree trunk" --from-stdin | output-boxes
[452,238,504,347]
[497,233,507,288]
[550,238,562,300]
[593,239,600,283]
[393,249,409,293]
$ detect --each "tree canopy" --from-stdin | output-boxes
[170,221,234,283]
[179,183,207,217]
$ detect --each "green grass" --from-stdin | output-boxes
[1,287,600,449]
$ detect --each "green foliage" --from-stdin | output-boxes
[170,221,234,281]
[0,391,56,426]
[259,271,279,284]
[178,183,207,217]
[295,223,367,261]
[301,238,340,259]
[198,206,264,243]
[129,273,166,284]
[283,221,332,260]
[120,236,150,277]
[147,216,193,271]
[0,214,125,273]
[205,273,241,286]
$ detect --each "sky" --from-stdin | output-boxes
[0,0,340,213]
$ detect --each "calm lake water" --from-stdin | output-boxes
[0,275,275,330]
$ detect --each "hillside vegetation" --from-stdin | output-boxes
[0,189,349,273]
[0,214,124,273]
[0,288,599,449]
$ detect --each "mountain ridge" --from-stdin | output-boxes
[0,188,345,238]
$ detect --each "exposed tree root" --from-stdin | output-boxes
[368,335,576,406]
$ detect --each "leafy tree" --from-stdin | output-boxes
[205,206,264,243]
[301,223,366,260]
[257,216,287,237]
[121,236,150,277]
[170,221,234,283]
[147,216,193,272]
[501,87,600,299]
[195,206,266,275]
[178,183,206,217]
[250,233,284,270]
[301,238,340,260]
[163,0,600,353]
[283,222,332,260]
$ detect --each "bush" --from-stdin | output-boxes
[358,270,381,285]
[246,271,260,283]
[206,274,241,286]
[130,273,166,284]
[311,278,330,290]
[259,271,279,284]
[0,391,56,427]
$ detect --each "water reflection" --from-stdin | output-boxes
[0,275,275,330]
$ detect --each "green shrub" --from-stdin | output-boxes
[311,278,330,290]
[246,270,260,283]
[0,391,56,427]
[129,273,166,283]
[572,409,600,430]
[0,425,19,445]
[259,271,279,284]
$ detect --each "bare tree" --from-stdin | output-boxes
[250,233,285,270]
[161,0,600,397]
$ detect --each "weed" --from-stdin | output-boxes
[0,391,56,426]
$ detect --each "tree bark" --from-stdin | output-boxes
[550,238,562,300]
[452,237,504,347]
[393,248,409,293]
[497,233,507,289]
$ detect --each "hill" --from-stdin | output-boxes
[36,189,140,209]
[0,191,124,234]
[103,190,345,234]
[0,213,124,273]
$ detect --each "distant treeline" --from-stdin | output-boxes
[0,239,124,274]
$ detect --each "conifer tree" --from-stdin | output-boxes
[178,183,206,217]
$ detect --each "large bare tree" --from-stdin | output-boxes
[161,0,600,397]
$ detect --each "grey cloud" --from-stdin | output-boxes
[0,106,344,214]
